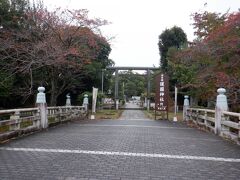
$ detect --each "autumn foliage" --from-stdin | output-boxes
[0,1,112,107]
[168,11,240,110]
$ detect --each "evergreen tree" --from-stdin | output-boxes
[158,26,187,72]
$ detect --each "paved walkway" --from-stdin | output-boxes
[119,103,147,120]
[0,104,240,179]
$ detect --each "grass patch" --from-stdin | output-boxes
[95,110,123,119]
[144,110,183,121]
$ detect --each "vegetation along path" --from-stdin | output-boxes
[0,103,240,179]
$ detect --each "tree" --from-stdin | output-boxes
[0,3,112,107]
[191,11,227,40]
[158,26,187,72]
[168,11,240,110]
[80,38,114,93]
[116,71,146,99]
[0,0,30,29]
[0,0,32,107]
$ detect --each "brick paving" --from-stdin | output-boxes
[0,103,240,179]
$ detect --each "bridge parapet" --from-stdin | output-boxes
[185,108,240,144]
[47,106,86,124]
[184,88,240,145]
[0,106,86,142]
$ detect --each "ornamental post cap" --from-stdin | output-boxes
[84,94,88,98]
[38,86,45,92]
[217,88,226,94]
[184,95,189,98]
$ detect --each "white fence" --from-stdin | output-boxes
[185,108,215,132]
[0,106,86,142]
[185,108,240,144]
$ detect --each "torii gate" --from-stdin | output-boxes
[106,66,159,110]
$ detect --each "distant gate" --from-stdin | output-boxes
[106,66,159,110]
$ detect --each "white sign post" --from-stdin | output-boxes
[173,86,178,122]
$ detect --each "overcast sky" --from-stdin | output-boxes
[42,0,240,68]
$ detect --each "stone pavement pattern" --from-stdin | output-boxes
[0,103,240,179]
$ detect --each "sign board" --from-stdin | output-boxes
[155,73,169,119]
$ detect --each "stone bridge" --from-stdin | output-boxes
[0,102,240,180]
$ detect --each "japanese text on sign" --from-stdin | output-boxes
[155,73,168,111]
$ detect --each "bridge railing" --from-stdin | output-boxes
[186,108,216,132]
[47,106,86,124]
[183,88,240,145]
[221,111,240,143]
[0,86,88,142]
[0,106,86,142]
[0,108,40,135]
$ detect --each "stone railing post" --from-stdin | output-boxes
[33,110,40,128]
[144,97,147,108]
[9,111,20,130]
[57,107,62,122]
[183,95,190,121]
[204,110,208,126]
[83,94,89,112]
[215,88,228,135]
[66,94,71,106]
[36,87,48,129]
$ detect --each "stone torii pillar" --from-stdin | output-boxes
[105,66,159,110]
[147,69,150,111]
[114,69,119,110]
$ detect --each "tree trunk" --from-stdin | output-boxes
[190,96,198,107]
[50,75,57,106]
[50,92,57,106]
[207,98,215,108]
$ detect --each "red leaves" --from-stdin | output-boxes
[191,11,227,39]
[68,48,78,56]
[0,4,111,98]
[215,72,230,87]
[169,11,240,105]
